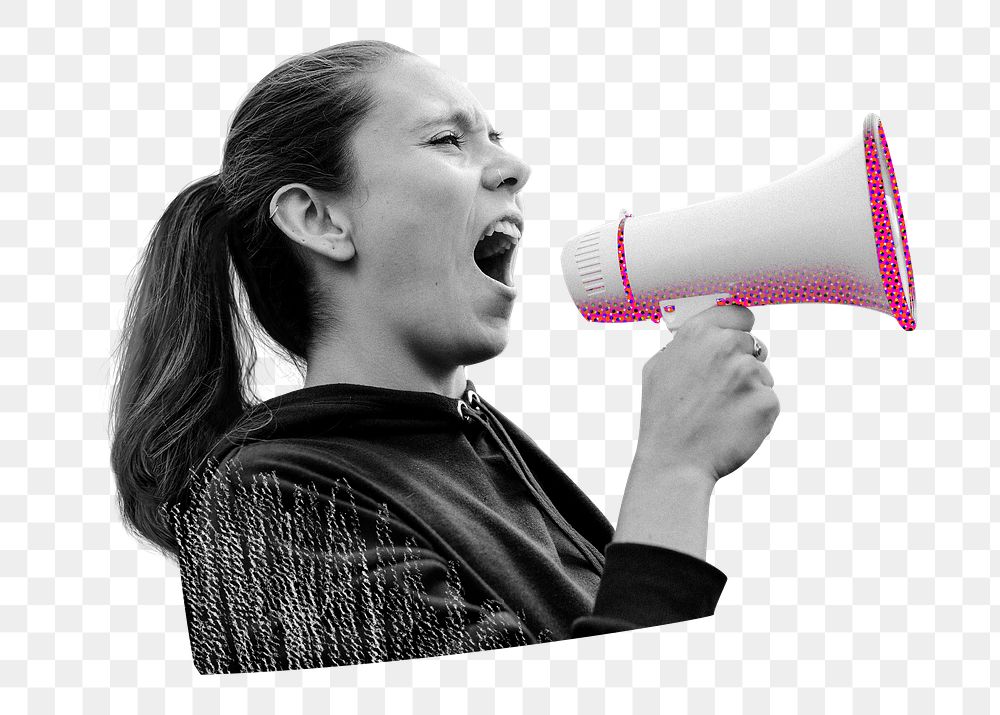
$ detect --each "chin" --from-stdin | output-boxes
[461,330,509,366]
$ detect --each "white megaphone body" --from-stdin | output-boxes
[561,113,917,333]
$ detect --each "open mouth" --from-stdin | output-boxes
[474,232,518,287]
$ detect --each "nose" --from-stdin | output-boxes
[489,154,531,191]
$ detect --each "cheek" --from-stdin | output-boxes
[372,178,473,278]
[381,244,456,290]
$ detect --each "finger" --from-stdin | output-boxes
[687,304,755,333]
[718,328,767,362]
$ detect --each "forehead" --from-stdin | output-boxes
[369,57,494,133]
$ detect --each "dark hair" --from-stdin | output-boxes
[109,40,417,562]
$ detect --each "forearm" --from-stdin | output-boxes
[611,457,716,561]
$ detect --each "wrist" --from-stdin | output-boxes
[624,462,717,510]
[630,449,718,492]
[613,457,716,560]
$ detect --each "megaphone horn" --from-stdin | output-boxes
[561,113,917,332]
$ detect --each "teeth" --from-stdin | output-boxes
[479,219,522,244]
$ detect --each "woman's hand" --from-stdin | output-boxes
[634,304,780,484]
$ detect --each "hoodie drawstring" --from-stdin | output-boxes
[457,389,605,574]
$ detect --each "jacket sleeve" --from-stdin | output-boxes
[172,450,546,675]
[570,541,728,638]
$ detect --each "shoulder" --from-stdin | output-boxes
[179,438,354,520]
[176,438,436,564]
[192,437,412,524]
[204,437,361,489]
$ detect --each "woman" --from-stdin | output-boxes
[110,40,779,675]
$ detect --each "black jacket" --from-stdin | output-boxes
[174,379,727,674]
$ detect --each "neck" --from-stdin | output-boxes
[303,335,468,400]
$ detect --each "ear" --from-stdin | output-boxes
[268,183,356,263]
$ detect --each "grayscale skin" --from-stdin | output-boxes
[267,53,531,401]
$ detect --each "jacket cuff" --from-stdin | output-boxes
[590,541,728,628]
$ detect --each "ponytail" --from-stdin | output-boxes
[110,174,250,561]
[109,40,416,562]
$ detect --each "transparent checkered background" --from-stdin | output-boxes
[1,0,995,712]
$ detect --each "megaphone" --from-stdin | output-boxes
[561,113,916,332]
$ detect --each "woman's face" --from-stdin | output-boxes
[327,54,532,375]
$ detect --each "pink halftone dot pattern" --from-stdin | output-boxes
[870,121,917,331]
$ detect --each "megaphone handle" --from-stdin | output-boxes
[659,293,734,332]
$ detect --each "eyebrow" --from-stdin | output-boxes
[411,107,497,135]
